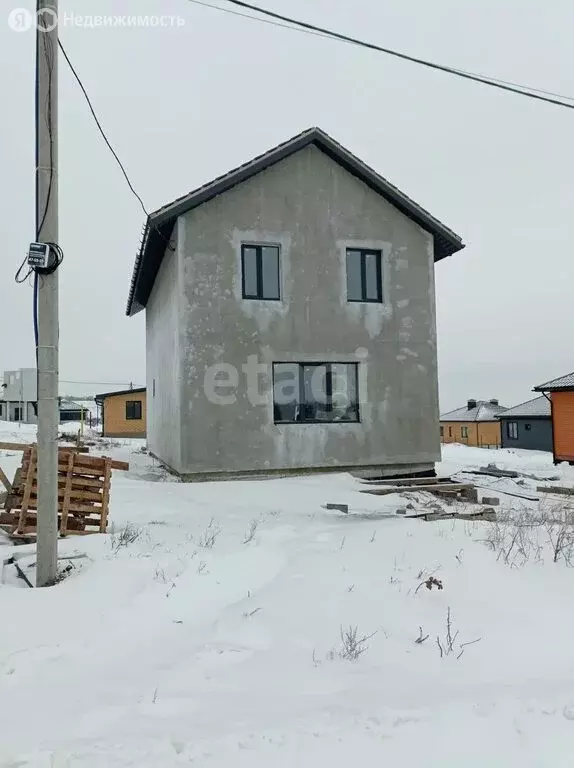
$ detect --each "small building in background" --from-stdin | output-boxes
[58,398,90,424]
[534,373,574,464]
[498,396,552,452]
[0,368,37,423]
[440,399,507,449]
[94,387,146,438]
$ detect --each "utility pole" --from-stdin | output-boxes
[36,0,59,587]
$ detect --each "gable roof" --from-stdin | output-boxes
[498,395,550,419]
[534,372,574,392]
[94,387,146,403]
[440,400,507,422]
[59,398,88,411]
[126,126,465,316]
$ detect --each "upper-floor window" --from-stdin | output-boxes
[126,400,143,421]
[241,244,280,300]
[273,362,359,424]
[346,248,382,303]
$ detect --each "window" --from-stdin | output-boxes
[448,426,452,437]
[524,423,532,431]
[126,400,142,421]
[507,421,518,440]
[241,244,280,300]
[461,426,469,439]
[14,407,22,422]
[273,363,359,423]
[440,426,444,437]
[346,249,382,302]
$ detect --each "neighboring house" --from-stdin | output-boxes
[126,126,464,479]
[0,370,92,425]
[440,399,507,448]
[1,368,38,423]
[58,398,90,423]
[498,396,552,452]
[94,387,146,438]
[534,373,574,463]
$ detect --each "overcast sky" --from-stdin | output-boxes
[1,0,573,407]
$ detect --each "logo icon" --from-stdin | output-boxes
[8,7,34,31]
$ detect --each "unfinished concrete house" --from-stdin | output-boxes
[126,127,464,480]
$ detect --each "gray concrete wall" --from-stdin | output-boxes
[0,400,37,423]
[149,144,440,477]
[146,220,184,473]
[500,417,553,452]
[3,369,37,403]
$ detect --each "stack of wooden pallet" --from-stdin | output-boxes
[0,442,128,538]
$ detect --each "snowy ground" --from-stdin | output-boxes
[2,428,574,766]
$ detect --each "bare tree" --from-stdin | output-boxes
[339,625,376,661]
[243,519,258,544]
[198,519,221,549]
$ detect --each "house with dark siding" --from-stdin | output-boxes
[499,396,552,452]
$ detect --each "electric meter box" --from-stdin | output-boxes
[27,242,51,270]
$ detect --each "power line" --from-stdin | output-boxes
[59,380,143,386]
[188,0,337,43]
[194,0,574,110]
[57,40,175,251]
[58,40,151,219]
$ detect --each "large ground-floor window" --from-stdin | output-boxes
[273,362,359,424]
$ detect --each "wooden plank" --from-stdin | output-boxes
[21,455,128,473]
[67,454,129,472]
[0,442,33,452]
[0,441,87,453]
[4,468,22,513]
[1,512,102,532]
[0,464,12,493]
[476,466,519,479]
[21,485,103,502]
[360,476,442,486]
[537,485,574,497]
[60,452,74,536]
[17,448,36,534]
[23,461,105,478]
[100,458,112,532]
[9,496,102,515]
[471,483,539,502]
[361,483,472,497]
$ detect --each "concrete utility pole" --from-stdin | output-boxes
[36,0,59,587]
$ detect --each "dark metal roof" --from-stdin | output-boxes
[498,396,551,419]
[126,126,465,316]
[94,387,146,403]
[534,372,574,392]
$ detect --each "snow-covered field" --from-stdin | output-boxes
[2,425,574,766]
